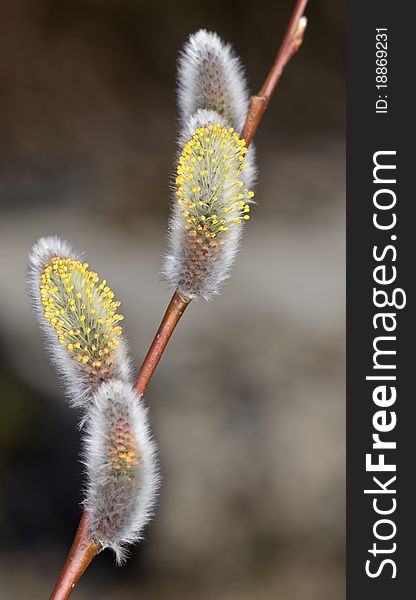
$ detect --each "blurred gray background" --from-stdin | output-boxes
[0,1,345,598]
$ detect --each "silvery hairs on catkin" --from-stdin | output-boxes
[28,236,131,409]
[162,30,257,300]
[177,29,256,189]
[83,379,160,563]
[177,29,250,133]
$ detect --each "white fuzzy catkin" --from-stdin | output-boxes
[163,31,257,300]
[83,379,159,563]
[163,110,255,300]
[177,29,256,191]
[177,29,250,133]
[28,236,131,409]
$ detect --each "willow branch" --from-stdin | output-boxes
[49,512,101,600]
[135,291,191,396]
[49,2,308,597]
[241,0,308,146]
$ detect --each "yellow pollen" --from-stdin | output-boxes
[40,256,124,377]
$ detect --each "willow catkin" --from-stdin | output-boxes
[163,31,257,300]
[28,236,131,408]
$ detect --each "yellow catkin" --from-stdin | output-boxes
[108,419,139,479]
[40,257,123,378]
[176,124,253,242]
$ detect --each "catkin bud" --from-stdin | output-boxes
[178,29,250,133]
[83,379,159,563]
[28,236,131,408]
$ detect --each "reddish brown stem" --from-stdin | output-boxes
[135,290,191,396]
[241,0,308,146]
[49,1,309,597]
[49,512,101,600]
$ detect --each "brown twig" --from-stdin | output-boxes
[49,512,101,600]
[241,0,308,146]
[49,2,308,597]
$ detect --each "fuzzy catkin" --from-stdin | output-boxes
[163,112,254,300]
[177,29,250,132]
[163,31,257,300]
[177,29,256,191]
[28,236,131,409]
[83,379,159,563]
